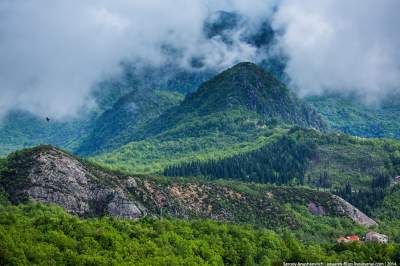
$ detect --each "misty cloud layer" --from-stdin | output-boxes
[273,0,400,104]
[0,0,399,118]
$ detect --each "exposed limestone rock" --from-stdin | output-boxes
[107,192,144,219]
[14,148,141,219]
[332,195,378,227]
[26,151,91,215]
[365,231,388,243]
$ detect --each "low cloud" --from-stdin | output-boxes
[0,0,274,118]
[0,0,399,119]
[272,0,400,104]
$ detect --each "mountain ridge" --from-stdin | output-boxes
[0,145,376,230]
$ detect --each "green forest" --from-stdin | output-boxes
[0,203,399,265]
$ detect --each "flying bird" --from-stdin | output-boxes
[46,117,50,122]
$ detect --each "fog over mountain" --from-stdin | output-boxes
[0,0,399,118]
[273,0,400,104]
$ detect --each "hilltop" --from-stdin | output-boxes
[0,145,376,236]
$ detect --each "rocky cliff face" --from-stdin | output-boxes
[0,145,376,228]
[332,195,378,227]
[2,147,145,219]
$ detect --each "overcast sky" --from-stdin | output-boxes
[0,0,399,118]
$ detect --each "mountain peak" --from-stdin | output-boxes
[185,61,285,109]
[182,62,325,129]
[227,61,262,71]
[133,62,326,140]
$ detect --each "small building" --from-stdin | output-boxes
[347,234,360,242]
[365,232,388,244]
[337,234,360,244]
[394,176,400,183]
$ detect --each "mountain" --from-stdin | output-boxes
[92,63,327,173]
[0,145,377,232]
[0,65,207,157]
[76,89,183,156]
[138,62,326,139]
[0,61,287,157]
[306,93,400,139]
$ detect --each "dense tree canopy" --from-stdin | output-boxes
[0,203,399,265]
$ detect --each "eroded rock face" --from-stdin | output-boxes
[27,151,91,215]
[107,192,144,219]
[20,149,146,219]
[332,195,378,227]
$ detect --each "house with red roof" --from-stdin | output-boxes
[347,235,360,242]
[337,234,361,244]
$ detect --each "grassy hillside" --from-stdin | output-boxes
[94,125,400,193]
[94,119,288,174]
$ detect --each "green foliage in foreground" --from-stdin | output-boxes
[0,203,399,266]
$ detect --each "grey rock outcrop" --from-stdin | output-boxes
[332,195,378,227]
[12,148,146,219]
[107,192,144,219]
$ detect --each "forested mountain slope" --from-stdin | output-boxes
[0,110,92,156]
[164,128,400,191]
[1,203,398,265]
[76,89,183,156]
[93,63,326,173]
[306,93,400,139]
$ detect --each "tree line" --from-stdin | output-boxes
[164,135,317,185]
